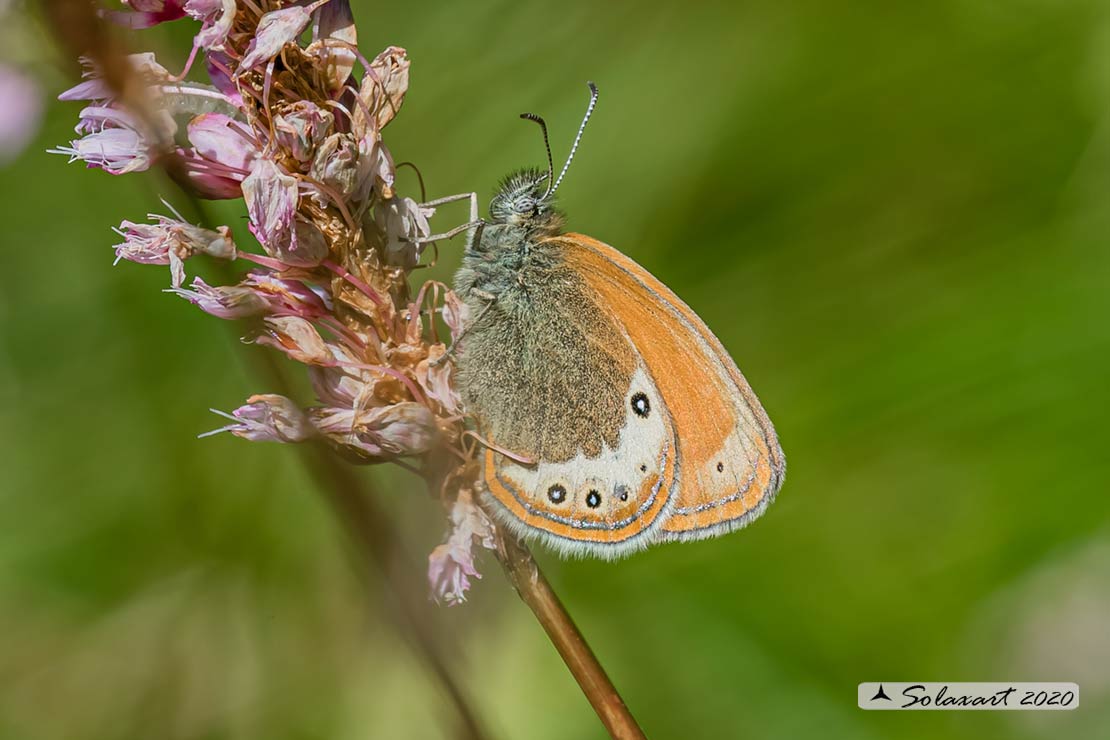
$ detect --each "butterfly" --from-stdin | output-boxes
[451,82,785,558]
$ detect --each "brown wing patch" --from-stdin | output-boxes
[481,362,679,555]
[556,234,785,541]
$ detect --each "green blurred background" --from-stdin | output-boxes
[3,0,1110,738]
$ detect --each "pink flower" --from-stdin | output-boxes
[58,53,170,103]
[112,207,235,287]
[50,104,171,175]
[242,160,329,266]
[102,0,187,30]
[204,51,242,107]
[203,394,316,442]
[179,113,259,198]
[0,65,43,165]
[169,277,269,319]
[186,0,236,52]
[243,271,332,317]
[237,6,313,74]
[428,490,496,605]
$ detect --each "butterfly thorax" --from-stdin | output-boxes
[456,168,566,306]
[452,170,637,462]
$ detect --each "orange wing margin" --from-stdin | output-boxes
[556,234,785,541]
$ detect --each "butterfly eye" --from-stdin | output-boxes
[631,392,650,418]
[547,484,567,504]
[586,489,602,508]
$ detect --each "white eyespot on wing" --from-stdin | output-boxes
[490,366,675,548]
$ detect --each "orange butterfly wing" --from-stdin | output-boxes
[556,234,786,541]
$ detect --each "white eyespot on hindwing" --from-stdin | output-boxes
[495,366,670,531]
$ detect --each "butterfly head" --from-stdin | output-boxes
[488,82,599,234]
[489,168,561,230]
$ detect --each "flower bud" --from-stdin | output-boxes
[168,277,269,319]
[243,271,331,317]
[203,394,315,442]
[179,113,260,198]
[112,211,235,287]
[428,489,496,605]
[51,104,173,175]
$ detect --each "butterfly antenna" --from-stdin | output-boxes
[519,112,554,194]
[550,81,599,197]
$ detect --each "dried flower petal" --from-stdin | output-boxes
[309,132,358,206]
[374,196,433,268]
[428,489,496,605]
[237,6,312,74]
[307,0,357,96]
[243,159,326,264]
[417,345,461,415]
[274,102,334,164]
[203,394,316,442]
[255,316,333,364]
[312,401,438,460]
[353,46,409,134]
[442,289,470,343]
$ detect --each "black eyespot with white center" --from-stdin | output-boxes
[717,462,725,473]
[586,489,602,508]
[547,484,567,504]
[631,392,650,418]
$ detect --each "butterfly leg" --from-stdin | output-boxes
[418,192,482,244]
[420,191,479,221]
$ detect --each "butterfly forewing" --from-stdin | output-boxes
[556,234,785,542]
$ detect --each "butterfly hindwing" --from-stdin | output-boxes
[459,245,679,557]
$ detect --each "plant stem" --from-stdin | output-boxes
[490,525,648,740]
[299,441,490,740]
